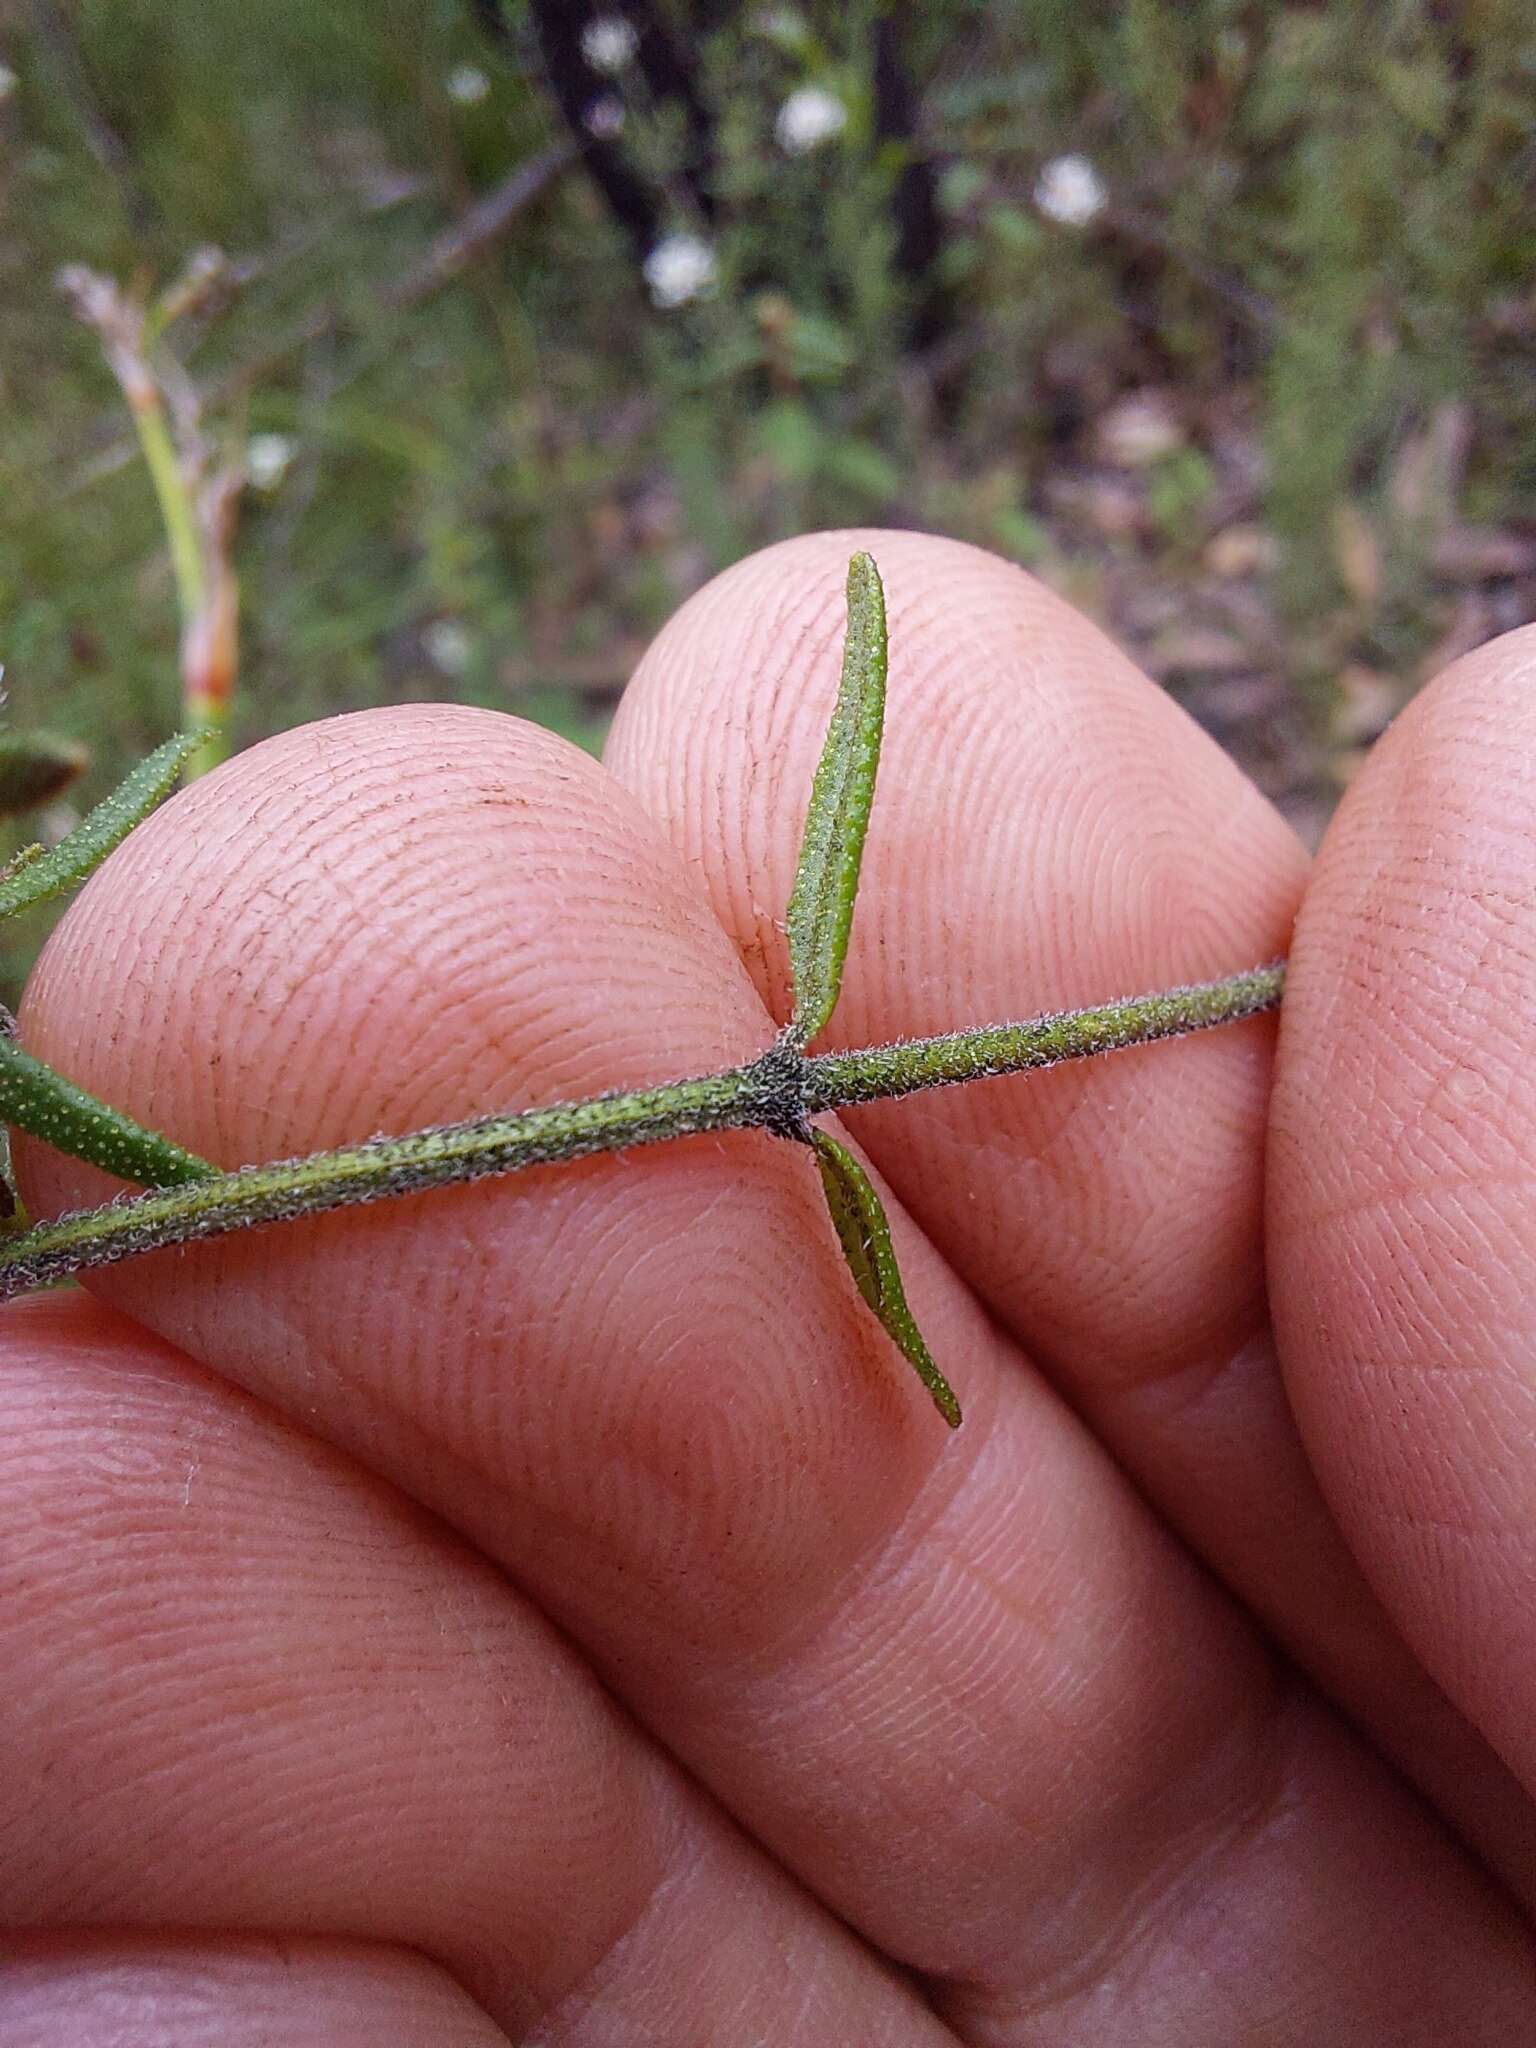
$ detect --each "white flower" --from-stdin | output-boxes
[0,63,17,101]
[583,94,625,140]
[445,63,490,105]
[581,17,639,74]
[642,233,717,310]
[424,620,472,675]
[775,85,847,156]
[753,9,806,44]
[245,434,295,490]
[1033,154,1107,228]
[1094,391,1182,468]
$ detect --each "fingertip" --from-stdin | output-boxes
[1269,620,1536,1784]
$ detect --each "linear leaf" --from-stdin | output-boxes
[0,1038,213,1187]
[811,1126,961,1428]
[0,731,204,923]
[784,551,887,1043]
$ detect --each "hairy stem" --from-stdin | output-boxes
[0,963,1283,1298]
[803,962,1285,1110]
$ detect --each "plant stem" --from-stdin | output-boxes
[0,962,1283,1298]
[802,962,1285,1110]
[59,263,238,777]
[129,387,236,779]
[130,391,206,630]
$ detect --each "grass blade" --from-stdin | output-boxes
[784,551,887,1044]
[811,1126,961,1428]
[0,731,204,923]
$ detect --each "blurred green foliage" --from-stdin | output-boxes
[1,0,1532,894]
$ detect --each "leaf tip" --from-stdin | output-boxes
[783,550,890,1045]
[810,1124,963,1431]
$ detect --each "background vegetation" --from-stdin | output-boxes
[1,0,1532,995]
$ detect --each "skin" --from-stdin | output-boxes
[3,528,1535,2043]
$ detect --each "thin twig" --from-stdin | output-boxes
[384,141,575,306]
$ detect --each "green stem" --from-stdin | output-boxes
[803,963,1285,1110]
[0,963,1283,1299]
[130,394,205,630]
[130,394,230,780]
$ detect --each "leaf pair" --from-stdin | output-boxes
[0,732,215,1190]
[785,553,962,1429]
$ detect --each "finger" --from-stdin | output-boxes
[0,1933,510,2048]
[17,709,1532,2039]
[1269,624,1536,1794]
[0,1292,950,2046]
[602,526,1536,1895]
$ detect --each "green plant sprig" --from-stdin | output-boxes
[0,732,207,924]
[0,729,219,1196]
[0,959,1282,1298]
[0,557,1287,1428]
[0,731,217,1196]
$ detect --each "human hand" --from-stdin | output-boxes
[3,531,1534,2043]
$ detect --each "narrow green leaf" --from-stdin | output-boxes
[0,1039,213,1187]
[811,1126,962,1428]
[784,551,887,1044]
[0,731,205,923]
[0,732,89,816]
